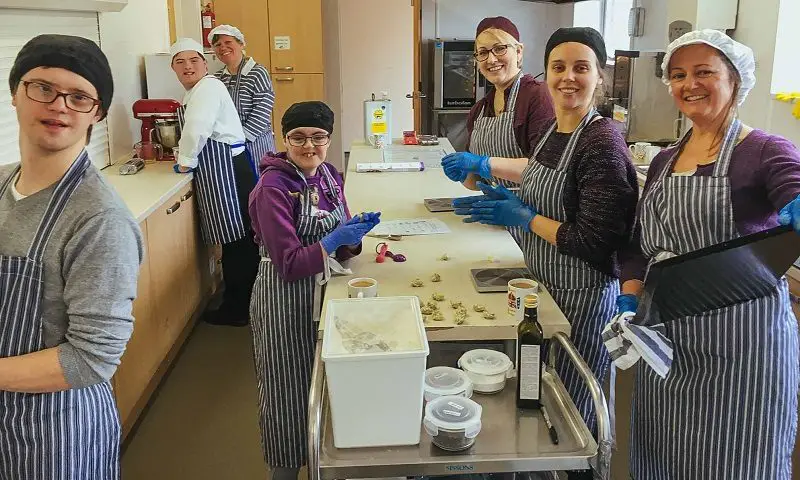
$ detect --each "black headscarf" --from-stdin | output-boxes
[544,27,607,70]
[9,34,114,119]
[281,101,334,136]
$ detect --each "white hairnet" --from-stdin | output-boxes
[170,38,205,59]
[661,29,756,105]
[207,25,246,46]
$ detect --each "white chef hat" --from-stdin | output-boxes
[207,24,246,46]
[170,38,205,60]
[661,29,756,105]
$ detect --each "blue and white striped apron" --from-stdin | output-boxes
[0,151,120,479]
[177,105,247,245]
[249,162,345,468]
[469,72,525,243]
[519,110,618,436]
[630,118,799,479]
[216,58,276,169]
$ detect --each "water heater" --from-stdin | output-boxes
[364,93,392,148]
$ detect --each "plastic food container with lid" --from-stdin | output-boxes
[458,349,514,394]
[423,396,483,451]
[424,366,473,402]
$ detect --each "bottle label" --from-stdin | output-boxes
[519,344,541,400]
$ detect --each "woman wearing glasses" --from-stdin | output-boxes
[248,101,380,480]
[441,16,553,241]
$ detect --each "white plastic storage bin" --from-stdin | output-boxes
[322,296,430,448]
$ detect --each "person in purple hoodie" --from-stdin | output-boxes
[247,101,380,480]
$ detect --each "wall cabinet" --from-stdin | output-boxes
[113,182,211,439]
[267,0,323,74]
[213,0,272,69]
[272,73,325,150]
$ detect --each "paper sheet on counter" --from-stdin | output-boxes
[381,145,448,167]
[369,218,451,236]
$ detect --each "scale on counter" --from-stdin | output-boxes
[424,197,456,212]
[470,267,533,293]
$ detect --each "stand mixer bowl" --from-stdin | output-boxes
[154,120,180,149]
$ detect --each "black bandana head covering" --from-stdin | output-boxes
[544,27,607,71]
[9,34,114,119]
[281,101,335,137]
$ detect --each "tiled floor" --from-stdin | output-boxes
[121,322,270,479]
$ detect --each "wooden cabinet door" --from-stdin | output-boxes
[268,0,323,74]
[272,73,324,150]
[170,185,203,341]
[214,0,272,70]
[114,221,159,432]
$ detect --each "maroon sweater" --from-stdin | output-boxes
[620,129,800,283]
[466,73,554,157]
[534,118,640,278]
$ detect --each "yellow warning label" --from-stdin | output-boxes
[373,109,384,120]
[370,122,387,134]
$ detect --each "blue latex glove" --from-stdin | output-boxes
[346,211,382,227]
[778,194,800,234]
[320,221,375,253]
[452,182,536,231]
[441,152,491,183]
[173,164,193,174]
[616,294,639,314]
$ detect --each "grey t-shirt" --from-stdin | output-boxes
[0,162,144,388]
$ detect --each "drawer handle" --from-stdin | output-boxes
[166,201,181,214]
[275,77,294,82]
[276,66,294,71]
[181,190,194,201]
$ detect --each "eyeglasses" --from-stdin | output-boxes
[286,134,331,147]
[473,44,513,62]
[21,81,99,113]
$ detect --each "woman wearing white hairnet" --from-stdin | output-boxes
[605,30,800,478]
[208,25,276,166]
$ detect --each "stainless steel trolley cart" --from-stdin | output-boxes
[308,332,612,480]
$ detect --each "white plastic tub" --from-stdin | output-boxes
[322,296,429,448]
[458,349,514,394]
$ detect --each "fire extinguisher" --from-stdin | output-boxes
[201,3,216,49]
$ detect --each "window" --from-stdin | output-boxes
[771,0,800,93]
[572,0,634,62]
[0,9,111,167]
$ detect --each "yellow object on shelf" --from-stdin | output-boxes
[775,92,800,120]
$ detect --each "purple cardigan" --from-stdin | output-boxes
[248,153,359,282]
[621,129,800,283]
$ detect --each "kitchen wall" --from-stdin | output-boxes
[631,0,800,146]
[99,0,172,164]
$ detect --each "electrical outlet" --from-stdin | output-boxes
[668,20,693,43]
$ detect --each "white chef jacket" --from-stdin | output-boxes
[177,75,246,169]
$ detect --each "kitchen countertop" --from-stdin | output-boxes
[102,161,193,223]
[319,139,571,342]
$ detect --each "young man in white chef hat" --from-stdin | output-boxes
[170,37,259,327]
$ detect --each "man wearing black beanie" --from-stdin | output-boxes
[0,34,143,478]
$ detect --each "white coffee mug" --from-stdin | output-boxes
[644,145,662,164]
[347,277,378,298]
[507,278,539,320]
[629,142,651,163]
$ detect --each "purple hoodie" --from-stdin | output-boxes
[248,152,359,282]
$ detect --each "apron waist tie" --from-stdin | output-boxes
[602,312,674,378]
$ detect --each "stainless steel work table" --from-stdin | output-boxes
[308,333,613,480]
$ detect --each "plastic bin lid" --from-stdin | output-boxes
[424,367,473,397]
[423,396,482,437]
[458,349,513,377]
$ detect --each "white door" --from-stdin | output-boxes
[337,0,415,150]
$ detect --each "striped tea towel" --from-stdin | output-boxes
[602,312,674,378]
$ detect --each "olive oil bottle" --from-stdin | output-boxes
[516,294,544,409]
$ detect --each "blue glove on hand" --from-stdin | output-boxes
[441,152,491,183]
[346,211,382,227]
[616,294,639,314]
[173,164,193,174]
[452,182,536,231]
[320,220,375,254]
[778,194,800,234]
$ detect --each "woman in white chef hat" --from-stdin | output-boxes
[604,29,800,479]
[208,24,276,168]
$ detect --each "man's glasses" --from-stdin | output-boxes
[286,134,331,147]
[21,81,99,113]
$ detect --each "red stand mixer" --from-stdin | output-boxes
[132,99,182,162]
